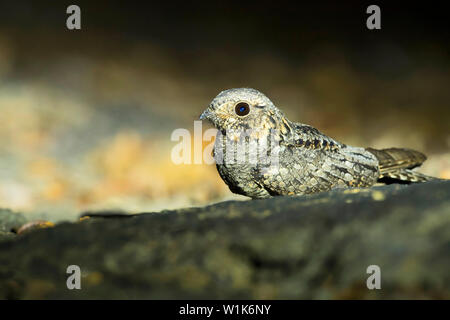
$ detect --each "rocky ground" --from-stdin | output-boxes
[0,180,449,299]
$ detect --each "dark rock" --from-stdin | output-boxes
[0,181,449,299]
[0,209,27,241]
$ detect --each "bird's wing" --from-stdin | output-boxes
[366,147,435,182]
[255,123,380,195]
[366,147,426,173]
[282,123,343,152]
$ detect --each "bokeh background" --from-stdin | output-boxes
[0,1,448,221]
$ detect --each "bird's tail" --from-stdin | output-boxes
[366,147,435,183]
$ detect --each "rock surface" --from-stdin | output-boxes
[0,181,449,299]
[0,209,27,241]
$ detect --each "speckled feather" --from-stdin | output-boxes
[201,88,433,199]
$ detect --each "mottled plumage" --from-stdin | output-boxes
[200,88,434,199]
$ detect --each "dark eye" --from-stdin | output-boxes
[235,102,250,116]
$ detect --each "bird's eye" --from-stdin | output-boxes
[235,102,250,116]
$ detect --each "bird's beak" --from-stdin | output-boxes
[199,108,212,121]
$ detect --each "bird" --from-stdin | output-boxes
[199,88,436,199]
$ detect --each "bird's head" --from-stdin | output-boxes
[200,88,288,136]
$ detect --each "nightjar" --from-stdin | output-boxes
[200,88,434,199]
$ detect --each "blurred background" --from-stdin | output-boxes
[0,1,448,221]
